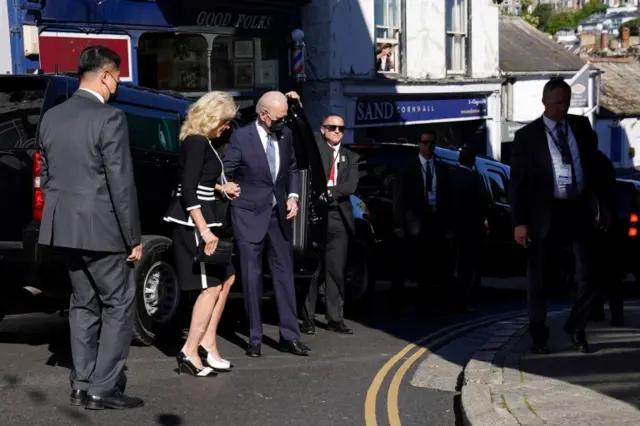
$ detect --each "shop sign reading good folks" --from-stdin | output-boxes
[354,97,489,127]
[196,11,273,30]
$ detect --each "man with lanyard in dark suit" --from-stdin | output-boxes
[223,91,310,358]
[38,46,143,409]
[392,131,453,312]
[450,144,489,313]
[300,113,358,335]
[509,78,610,354]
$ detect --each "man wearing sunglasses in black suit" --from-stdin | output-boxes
[300,113,359,335]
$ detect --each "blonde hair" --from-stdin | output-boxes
[179,91,237,141]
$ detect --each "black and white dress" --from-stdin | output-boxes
[163,134,235,290]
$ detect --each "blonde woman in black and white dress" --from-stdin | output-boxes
[163,91,239,377]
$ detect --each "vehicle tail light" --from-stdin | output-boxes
[33,151,44,222]
[629,228,638,237]
[630,213,638,223]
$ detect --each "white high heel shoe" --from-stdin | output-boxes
[198,345,232,370]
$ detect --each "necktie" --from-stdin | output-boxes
[266,134,277,182]
[328,147,337,185]
[425,160,433,201]
[555,123,578,199]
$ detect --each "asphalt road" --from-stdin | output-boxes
[0,283,543,426]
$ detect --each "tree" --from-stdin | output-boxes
[619,18,640,36]
[545,12,575,35]
[532,4,553,31]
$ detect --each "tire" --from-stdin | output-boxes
[345,245,374,306]
[132,235,181,346]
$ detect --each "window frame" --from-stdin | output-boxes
[111,101,183,154]
[445,0,469,75]
[375,0,402,75]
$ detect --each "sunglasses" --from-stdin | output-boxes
[323,125,345,133]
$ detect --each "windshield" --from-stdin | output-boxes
[0,77,47,150]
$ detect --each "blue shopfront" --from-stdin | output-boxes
[351,95,491,155]
[12,0,308,103]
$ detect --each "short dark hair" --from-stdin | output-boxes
[419,130,437,143]
[322,113,343,123]
[458,144,476,166]
[77,46,121,78]
[542,78,571,99]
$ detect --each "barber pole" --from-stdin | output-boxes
[291,29,306,83]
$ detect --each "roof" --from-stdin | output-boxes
[589,58,640,116]
[499,16,586,73]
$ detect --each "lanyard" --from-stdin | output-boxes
[545,122,571,164]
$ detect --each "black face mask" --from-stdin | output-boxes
[104,72,119,103]
[268,116,287,134]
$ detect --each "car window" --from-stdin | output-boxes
[355,149,417,195]
[112,102,181,153]
[486,169,509,204]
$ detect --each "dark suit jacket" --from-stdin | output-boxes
[508,114,601,240]
[451,166,489,240]
[223,122,300,243]
[393,155,452,238]
[318,139,359,234]
[37,90,141,252]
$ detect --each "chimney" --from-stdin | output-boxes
[622,27,631,48]
[600,32,608,50]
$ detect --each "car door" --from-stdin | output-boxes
[480,165,525,277]
[111,101,182,237]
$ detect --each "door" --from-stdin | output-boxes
[111,101,182,237]
[481,166,525,277]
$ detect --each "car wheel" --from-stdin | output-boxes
[345,246,374,305]
[132,235,181,346]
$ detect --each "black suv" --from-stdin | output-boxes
[0,74,376,345]
[346,142,526,283]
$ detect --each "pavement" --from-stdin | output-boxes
[459,303,640,426]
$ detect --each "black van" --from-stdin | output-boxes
[0,74,376,345]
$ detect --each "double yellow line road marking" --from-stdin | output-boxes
[364,310,526,426]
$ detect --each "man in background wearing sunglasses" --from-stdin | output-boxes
[300,114,359,335]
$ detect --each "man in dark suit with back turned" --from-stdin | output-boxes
[38,46,143,409]
[450,144,489,313]
[223,91,310,358]
[300,113,359,335]
[392,131,454,312]
[509,78,609,354]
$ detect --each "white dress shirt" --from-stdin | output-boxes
[327,142,341,187]
[542,115,584,199]
[79,88,105,103]
[419,155,437,207]
[255,121,298,199]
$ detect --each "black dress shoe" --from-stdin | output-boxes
[85,391,144,410]
[565,328,589,353]
[70,389,87,406]
[245,343,262,358]
[300,320,316,335]
[327,321,354,334]
[279,339,311,356]
[530,343,551,354]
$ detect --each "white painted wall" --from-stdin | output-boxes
[470,0,500,79]
[405,0,446,79]
[594,118,640,168]
[0,0,12,74]
[509,76,597,123]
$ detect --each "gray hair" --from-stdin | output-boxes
[256,91,288,114]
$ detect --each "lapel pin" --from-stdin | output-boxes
[341,155,346,162]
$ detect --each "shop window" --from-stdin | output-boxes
[210,37,280,92]
[112,102,181,153]
[138,33,209,93]
[375,0,401,74]
[445,0,468,74]
[486,169,509,204]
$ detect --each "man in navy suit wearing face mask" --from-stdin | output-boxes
[223,91,310,358]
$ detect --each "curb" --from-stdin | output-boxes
[459,309,571,426]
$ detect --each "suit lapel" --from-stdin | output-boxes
[535,117,554,179]
[337,149,349,183]
[276,132,287,180]
[248,123,272,179]
[414,157,426,198]
[318,141,332,179]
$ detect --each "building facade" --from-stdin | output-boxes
[7,0,310,106]
[300,0,503,157]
